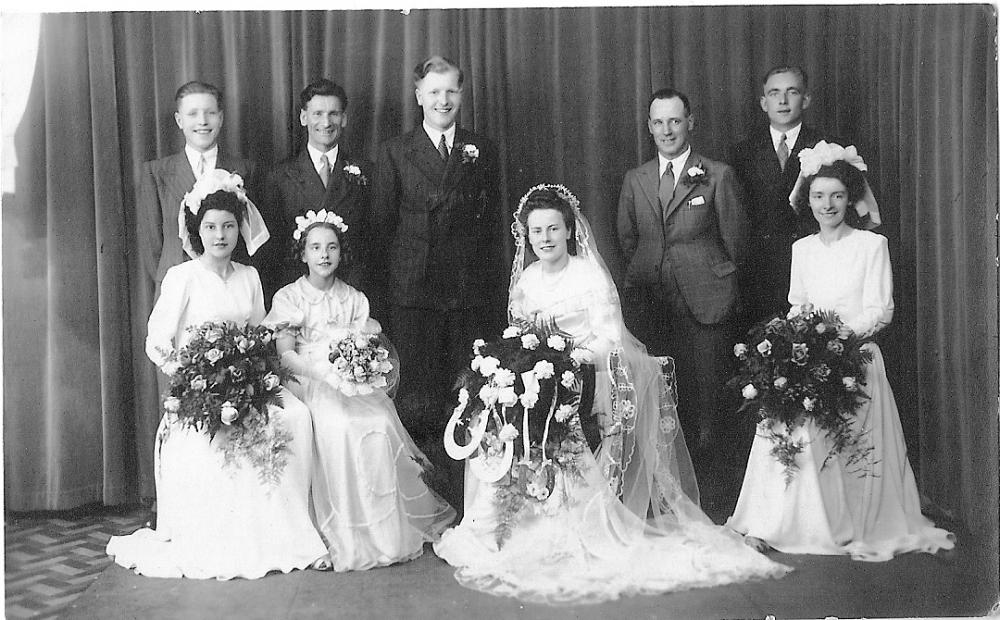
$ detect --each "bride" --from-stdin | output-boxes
[433,184,789,604]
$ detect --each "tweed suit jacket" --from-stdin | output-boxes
[617,152,749,325]
[372,127,502,310]
[264,147,372,293]
[136,151,257,285]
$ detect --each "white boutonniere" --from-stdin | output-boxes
[682,165,709,186]
[342,161,368,186]
[459,143,480,164]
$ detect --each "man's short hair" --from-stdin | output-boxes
[413,55,464,87]
[761,65,809,92]
[648,88,691,116]
[299,79,348,111]
[174,81,222,109]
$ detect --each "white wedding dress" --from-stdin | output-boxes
[434,255,790,604]
[107,261,327,579]
[728,229,955,560]
[265,277,456,571]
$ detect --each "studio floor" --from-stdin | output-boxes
[5,457,997,619]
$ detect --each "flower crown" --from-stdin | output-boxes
[292,209,348,240]
[182,169,249,215]
[512,183,581,235]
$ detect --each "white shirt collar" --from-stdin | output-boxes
[770,123,802,152]
[422,121,456,151]
[657,146,692,188]
[185,144,218,176]
[306,143,339,174]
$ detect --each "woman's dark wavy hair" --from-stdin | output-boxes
[184,190,246,255]
[518,187,578,256]
[289,221,354,275]
[795,160,869,230]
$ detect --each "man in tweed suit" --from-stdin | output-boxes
[617,87,749,452]
[372,56,504,468]
[264,79,372,301]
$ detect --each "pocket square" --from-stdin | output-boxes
[688,196,706,206]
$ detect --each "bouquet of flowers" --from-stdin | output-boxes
[328,333,393,396]
[159,321,294,485]
[444,322,592,547]
[729,304,874,484]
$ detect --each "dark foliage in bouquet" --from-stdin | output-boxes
[447,320,594,547]
[729,305,874,484]
[159,321,294,484]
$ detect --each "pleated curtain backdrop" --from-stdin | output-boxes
[3,6,996,575]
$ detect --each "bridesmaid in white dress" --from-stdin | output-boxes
[264,211,455,572]
[107,172,328,579]
[728,153,955,561]
[434,185,789,604]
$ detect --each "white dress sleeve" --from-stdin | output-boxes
[581,276,621,360]
[263,285,307,335]
[145,266,188,368]
[247,267,266,327]
[846,234,894,337]
[787,239,808,312]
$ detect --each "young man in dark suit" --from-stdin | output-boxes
[617,88,749,453]
[372,56,503,494]
[731,66,833,326]
[264,79,372,301]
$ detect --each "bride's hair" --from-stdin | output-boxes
[184,190,247,255]
[796,160,868,229]
[290,222,354,273]
[518,187,578,256]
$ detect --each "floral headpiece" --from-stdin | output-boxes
[511,183,582,239]
[788,140,882,228]
[177,169,270,258]
[292,209,348,240]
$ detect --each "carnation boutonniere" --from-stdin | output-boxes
[682,165,709,186]
[342,161,368,186]
[458,143,480,165]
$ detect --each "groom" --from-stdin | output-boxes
[617,87,749,454]
[372,55,503,496]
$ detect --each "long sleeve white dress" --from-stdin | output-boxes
[728,229,955,560]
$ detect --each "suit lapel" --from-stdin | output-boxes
[166,153,197,205]
[442,128,474,195]
[664,154,701,220]
[637,159,662,221]
[405,129,447,187]
[292,149,326,197]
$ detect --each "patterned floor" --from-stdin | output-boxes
[5,506,147,619]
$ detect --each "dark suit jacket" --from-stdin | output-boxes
[372,127,502,311]
[264,147,372,296]
[731,125,832,319]
[617,152,749,325]
[136,151,257,286]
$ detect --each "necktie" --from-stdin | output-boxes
[437,134,449,162]
[777,133,789,171]
[196,155,206,179]
[658,162,675,215]
[319,153,331,188]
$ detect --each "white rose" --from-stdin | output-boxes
[493,367,516,387]
[546,335,567,351]
[733,343,748,358]
[204,328,222,343]
[554,404,575,423]
[263,373,281,391]
[802,397,816,411]
[560,370,576,389]
[497,386,518,406]
[472,338,486,354]
[220,402,239,425]
[379,360,393,373]
[842,376,858,391]
[371,375,388,388]
[457,387,470,406]
[532,360,555,380]
[463,144,480,159]
[569,348,593,366]
[687,165,705,177]
[521,334,540,350]
[773,377,788,390]
[498,423,519,442]
[741,384,759,400]
[479,384,499,407]
[161,360,182,377]
[190,375,207,391]
[502,325,521,339]
[519,390,539,409]
[354,335,370,349]
[205,348,223,364]
[756,339,772,356]
[470,355,483,372]
[163,397,181,413]
[356,383,374,396]
[478,356,501,377]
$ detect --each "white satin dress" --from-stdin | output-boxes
[728,229,955,560]
[106,260,327,579]
[433,256,789,604]
[266,277,455,572]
